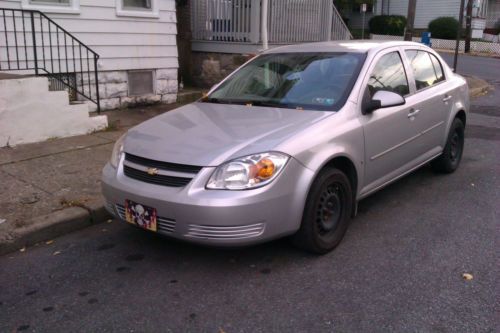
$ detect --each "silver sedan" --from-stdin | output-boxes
[102,41,469,253]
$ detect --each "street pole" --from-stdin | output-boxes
[261,0,269,50]
[404,0,417,41]
[361,3,366,39]
[453,0,466,72]
[465,0,473,53]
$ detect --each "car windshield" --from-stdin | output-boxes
[203,52,366,111]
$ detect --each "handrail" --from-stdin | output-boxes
[0,8,101,112]
[331,1,353,40]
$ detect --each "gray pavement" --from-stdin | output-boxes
[0,56,499,332]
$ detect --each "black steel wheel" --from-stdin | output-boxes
[432,118,465,173]
[292,168,353,254]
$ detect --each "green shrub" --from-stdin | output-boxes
[428,17,459,40]
[369,15,407,35]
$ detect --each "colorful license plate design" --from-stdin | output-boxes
[124,199,157,232]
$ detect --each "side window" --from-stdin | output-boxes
[367,52,409,98]
[429,53,445,83]
[406,50,443,90]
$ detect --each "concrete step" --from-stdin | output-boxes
[0,76,107,147]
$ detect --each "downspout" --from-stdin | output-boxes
[261,0,269,50]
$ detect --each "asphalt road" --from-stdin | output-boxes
[1,57,499,333]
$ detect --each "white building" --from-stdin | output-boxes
[375,0,499,36]
[0,0,179,111]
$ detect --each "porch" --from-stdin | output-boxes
[190,0,352,54]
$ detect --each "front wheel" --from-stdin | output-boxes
[431,118,465,173]
[292,168,353,254]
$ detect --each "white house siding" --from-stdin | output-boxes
[0,0,178,110]
[375,0,462,29]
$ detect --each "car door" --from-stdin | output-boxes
[403,49,452,154]
[359,48,425,195]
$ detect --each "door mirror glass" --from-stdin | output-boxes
[363,90,405,114]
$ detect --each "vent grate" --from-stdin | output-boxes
[125,153,203,174]
[123,165,192,187]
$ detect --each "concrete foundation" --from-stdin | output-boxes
[77,68,178,111]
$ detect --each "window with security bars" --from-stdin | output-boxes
[128,71,154,96]
[123,0,151,9]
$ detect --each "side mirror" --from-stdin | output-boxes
[362,90,406,115]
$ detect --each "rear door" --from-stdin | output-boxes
[403,49,453,154]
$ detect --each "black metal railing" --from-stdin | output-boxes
[0,8,100,112]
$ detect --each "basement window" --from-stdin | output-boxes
[128,71,155,96]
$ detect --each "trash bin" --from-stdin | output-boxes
[421,32,432,47]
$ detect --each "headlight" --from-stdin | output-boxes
[206,152,289,190]
[110,133,126,168]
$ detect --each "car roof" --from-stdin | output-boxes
[264,40,426,54]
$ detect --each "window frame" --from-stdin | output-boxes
[22,0,80,14]
[116,0,159,18]
[403,49,448,94]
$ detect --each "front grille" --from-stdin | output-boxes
[123,165,192,187]
[125,153,203,174]
[186,223,265,240]
[115,204,176,234]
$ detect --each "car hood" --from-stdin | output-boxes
[124,102,332,166]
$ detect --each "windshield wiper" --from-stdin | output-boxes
[248,100,290,109]
[202,97,290,109]
[201,97,235,104]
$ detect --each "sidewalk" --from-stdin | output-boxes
[0,77,492,255]
[0,102,185,255]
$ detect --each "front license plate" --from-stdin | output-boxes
[125,199,157,232]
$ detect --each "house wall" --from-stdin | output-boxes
[0,0,178,110]
[374,0,462,29]
[486,0,500,29]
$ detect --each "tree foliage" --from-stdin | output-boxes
[428,17,460,40]
[369,15,407,35]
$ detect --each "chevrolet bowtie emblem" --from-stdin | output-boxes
[146,168,159,176]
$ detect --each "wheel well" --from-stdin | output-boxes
[456,110,466,126]
[324,157,358,199]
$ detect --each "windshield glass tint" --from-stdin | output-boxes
[205,52,366,111]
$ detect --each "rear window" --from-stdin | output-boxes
[406,50,445,90]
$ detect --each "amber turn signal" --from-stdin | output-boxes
[256,158,275,179]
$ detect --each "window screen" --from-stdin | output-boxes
[123,0,151,9]
[128,71,154,96]
[367,51,409,97]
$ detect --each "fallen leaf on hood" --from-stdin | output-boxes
[462,273,473,281]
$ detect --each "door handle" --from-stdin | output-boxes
[442,95,452,102]
[408,109,420,118]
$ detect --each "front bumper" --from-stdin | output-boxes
[101,157,314,246]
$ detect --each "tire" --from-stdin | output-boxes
[292,168,353,254]
[431,118,465,174]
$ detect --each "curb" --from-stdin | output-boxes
[0,204,110,256]
[465,75,492,98]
